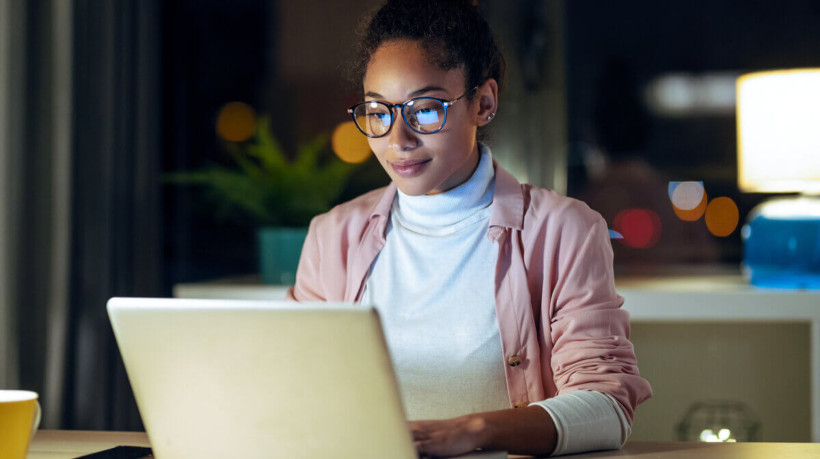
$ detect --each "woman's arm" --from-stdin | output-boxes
[410,405,557,457]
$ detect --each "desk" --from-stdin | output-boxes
[28,430,820,458]
[571,442,820,458]
[29,430,150,458]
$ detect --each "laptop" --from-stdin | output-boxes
[107,297,506,459]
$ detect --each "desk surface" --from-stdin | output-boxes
[30,430,150,458]
[28,430,820,458]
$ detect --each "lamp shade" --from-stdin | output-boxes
[737,69,820,193]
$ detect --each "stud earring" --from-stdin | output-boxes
[486,113,495,121]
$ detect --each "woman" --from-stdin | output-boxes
[289,0,652,456]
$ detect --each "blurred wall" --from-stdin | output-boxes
[631,322,811,442]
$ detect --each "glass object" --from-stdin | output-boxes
[742,196,820,289]
[677,401,761,442]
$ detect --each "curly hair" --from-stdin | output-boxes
[351,0,505,99]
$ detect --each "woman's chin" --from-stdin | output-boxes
[393,177,438,196]
[396,184,432,196]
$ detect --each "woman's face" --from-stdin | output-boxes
[363,40,495,196]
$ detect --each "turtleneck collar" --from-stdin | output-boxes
[392,145,495,235]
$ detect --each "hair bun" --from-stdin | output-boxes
[351,0,505,96]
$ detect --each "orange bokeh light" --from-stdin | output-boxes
[614,208,662,249]
[216,102,257,142]
[705,197,739,237]
[332,121,372,164]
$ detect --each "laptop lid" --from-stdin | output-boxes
[107,297,416,459]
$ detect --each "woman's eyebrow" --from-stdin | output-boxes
[408,85,448,97]
[364,85,449,100]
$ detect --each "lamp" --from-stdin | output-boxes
[737,69,820,288]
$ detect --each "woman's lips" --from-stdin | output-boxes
[390,158,431,178]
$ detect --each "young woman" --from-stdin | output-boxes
[289,0,652,456]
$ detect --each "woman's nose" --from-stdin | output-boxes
[387,113,419,152]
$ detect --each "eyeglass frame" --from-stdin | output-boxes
[346,85,480,138]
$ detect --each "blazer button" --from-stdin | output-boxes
[507,355,521,367]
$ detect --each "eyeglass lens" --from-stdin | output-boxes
[353,98,447,137]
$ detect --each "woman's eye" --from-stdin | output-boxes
[368,112,391,126]
[414,108,441,125]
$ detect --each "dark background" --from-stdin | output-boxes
[160,0,820,289]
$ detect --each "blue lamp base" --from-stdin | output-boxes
[742,196,820,289]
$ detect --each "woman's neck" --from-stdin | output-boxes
[393,146,494,232]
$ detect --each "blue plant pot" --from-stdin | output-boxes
[258,226,308,285]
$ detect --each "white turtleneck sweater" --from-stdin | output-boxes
[361,148,629,456]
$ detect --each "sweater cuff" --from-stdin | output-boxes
[529,390,630,456]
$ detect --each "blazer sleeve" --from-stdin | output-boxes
[547,209,652,425]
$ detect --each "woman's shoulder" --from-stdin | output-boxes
[521,183,605,230]
[492,160,603,232]
[516,185,613,268]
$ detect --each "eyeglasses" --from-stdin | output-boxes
[347,86,478,138]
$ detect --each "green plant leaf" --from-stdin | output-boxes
[164,116,365,227]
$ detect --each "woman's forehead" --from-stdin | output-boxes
[363,40,466,99]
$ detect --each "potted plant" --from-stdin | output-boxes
[167,113,361,284]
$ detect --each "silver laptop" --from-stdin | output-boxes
[108,297,506,459]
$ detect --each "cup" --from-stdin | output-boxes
[0,390,42,459]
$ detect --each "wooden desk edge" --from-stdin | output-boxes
[29,431,820,458]
[30,429,150,456]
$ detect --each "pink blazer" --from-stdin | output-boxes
[289,161,652,424]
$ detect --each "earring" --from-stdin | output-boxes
[486,113,495,121]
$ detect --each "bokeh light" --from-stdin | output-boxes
[332,121,372,164]
[669,181,708,221]
[608,229,624,239]
[216,102,257,142]
[705,197,740,237]
[645,73,738,117]
[669,181,705,210]
[614,208,662,249]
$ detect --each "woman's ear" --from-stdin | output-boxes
[475,78,499,126]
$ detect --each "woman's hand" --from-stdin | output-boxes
[409,406,557,457]
[409,415,486,457]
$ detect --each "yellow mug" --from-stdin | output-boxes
[0,390,42,459]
